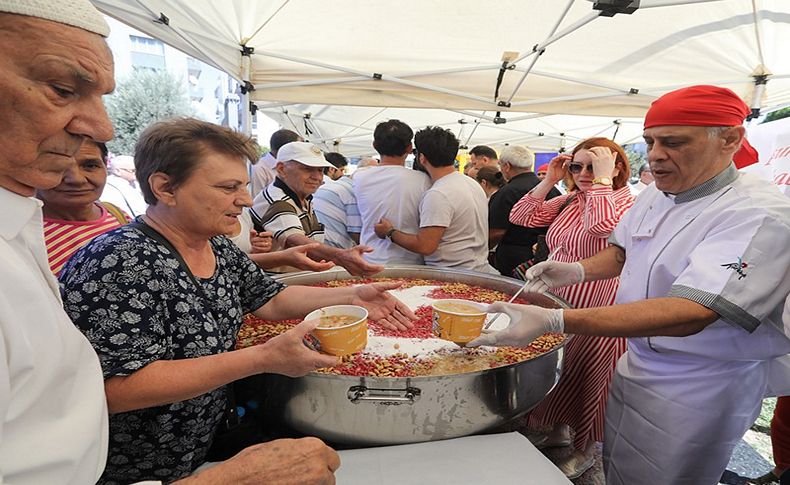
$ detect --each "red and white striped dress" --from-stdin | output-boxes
[44,203,129,276]
[509,185,635,450]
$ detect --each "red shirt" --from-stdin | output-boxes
[43,203,129,276]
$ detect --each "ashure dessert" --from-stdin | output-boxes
[237,278,565,377]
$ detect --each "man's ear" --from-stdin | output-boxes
[275,161,287,177]
[148,173,176,206]
[724,126,746,153]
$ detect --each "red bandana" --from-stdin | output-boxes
[733,138,759,169]
[644,85,750,129]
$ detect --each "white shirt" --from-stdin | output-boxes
[227,209,255,254]
[250,154,277,198]
[354,165,431,265]
[101,174,148,217]
[0,187,108,484]
[603,165,790,484]
[420,171,497,274]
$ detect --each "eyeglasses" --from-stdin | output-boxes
[567,163,593,174]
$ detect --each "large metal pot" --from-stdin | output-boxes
[264,266,571,446]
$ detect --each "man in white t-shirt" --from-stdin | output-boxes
[374,127,497,274]
[354,119,431,265]
[0,2,340,484]
[250,129,302,198]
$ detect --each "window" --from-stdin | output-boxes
[129,35,164,55]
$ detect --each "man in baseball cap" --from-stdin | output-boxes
[253,141,391,278]
[0,2,339,484]
[468,85,790,484]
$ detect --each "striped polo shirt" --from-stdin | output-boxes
[251,177,324,272]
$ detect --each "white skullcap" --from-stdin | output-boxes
[0,0,109,37]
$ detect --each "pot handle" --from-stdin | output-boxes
[347,385,421,405]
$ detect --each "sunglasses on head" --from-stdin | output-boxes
[567,163,594,174]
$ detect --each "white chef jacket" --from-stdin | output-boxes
[603,165,790,485]
[0,188,108,484]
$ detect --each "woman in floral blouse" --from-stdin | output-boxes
[60,118,415,485]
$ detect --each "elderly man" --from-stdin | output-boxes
[470,85,790,485]
[101,154,148,216]
[488,145,560,276]
[0,1,339,484]
[252,141,383,275]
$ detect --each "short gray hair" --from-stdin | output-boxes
[499,145,535,170]
[707,126,731,139]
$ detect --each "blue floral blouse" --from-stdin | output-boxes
[60,221,284,484]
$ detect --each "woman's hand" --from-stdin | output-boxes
[351,282,416,331]
[373,217,394,239]
[545,154,571,185]
[281,243,336,272]
[588,146,618,180]
[250,230,273,254]
[257,318,340,377]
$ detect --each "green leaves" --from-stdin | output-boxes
[105,69,193,155]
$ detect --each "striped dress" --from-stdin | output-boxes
[43,203,129,276]
[509,185,635,450]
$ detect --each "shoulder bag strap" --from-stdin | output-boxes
[127,220,210,302]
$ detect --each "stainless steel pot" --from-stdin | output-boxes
[264,266,571,446]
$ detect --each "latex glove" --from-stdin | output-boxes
[466,302,564,348]
[523,260,584,294]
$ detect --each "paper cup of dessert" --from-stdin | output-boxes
[307,305,369,356]
[431,299,487,345]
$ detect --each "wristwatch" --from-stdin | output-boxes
[592,176,613,186]
[385,228,397,240]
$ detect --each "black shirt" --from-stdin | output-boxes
[488,172,561,276]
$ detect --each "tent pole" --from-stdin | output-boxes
[509,90,638,107]
[240,48,252,135]
[504,0,575,105]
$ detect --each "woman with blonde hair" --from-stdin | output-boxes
[509,137,635,478]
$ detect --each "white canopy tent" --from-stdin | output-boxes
[93,0,790,156]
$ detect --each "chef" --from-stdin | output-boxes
[469,85,790,485]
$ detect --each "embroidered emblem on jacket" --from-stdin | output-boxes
[721,257,748,279]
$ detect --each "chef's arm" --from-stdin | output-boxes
[563,297,719,337]
[579,245,626,281]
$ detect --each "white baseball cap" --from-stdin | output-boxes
[276,142,333,168]
[0,0,110,37]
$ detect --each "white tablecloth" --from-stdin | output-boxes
[336,432,571,484]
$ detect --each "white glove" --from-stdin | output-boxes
[523,260,585,294]
[466,302,564,348]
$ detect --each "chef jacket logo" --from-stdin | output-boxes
[721,257,748,279]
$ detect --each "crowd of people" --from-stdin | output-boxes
[1,1,789,484]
